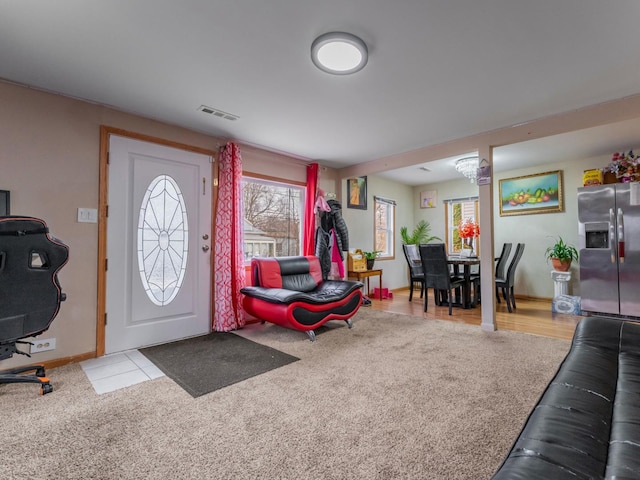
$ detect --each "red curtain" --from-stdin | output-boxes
[303,163,319,256]
[213,142,246,331]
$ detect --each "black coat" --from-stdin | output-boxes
[315,199,350,279]
[320,200,349,252]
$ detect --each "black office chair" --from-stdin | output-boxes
[495,243,524,313]
[0,216,69,395]
[419,243,465,315]
[402,244,424,302]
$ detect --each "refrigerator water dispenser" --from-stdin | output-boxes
[584,223,609,249]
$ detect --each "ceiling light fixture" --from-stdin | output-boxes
[311,32,368,75]
[455,156,480,183]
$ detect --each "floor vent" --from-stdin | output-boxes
[197,105,239,121]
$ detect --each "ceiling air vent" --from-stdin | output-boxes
[197,105,239,121]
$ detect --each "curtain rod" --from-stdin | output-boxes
[374,195,396,205]
[445,196,478,203]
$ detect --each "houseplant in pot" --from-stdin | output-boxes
[400,220,441,245]
[545,236,579,271]
[362,250,380,270]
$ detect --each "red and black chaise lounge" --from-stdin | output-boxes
[240,255,363,341]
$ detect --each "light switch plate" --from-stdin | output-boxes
[77,208,98,223]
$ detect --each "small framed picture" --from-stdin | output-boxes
[420,190,436,208]
[347,176,367,210]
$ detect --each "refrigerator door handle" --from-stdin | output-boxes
[618,208,625,263]
[610,208,616,264]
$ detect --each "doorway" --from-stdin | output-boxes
[98,128,215,355]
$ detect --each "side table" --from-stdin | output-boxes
[348,269,383,299]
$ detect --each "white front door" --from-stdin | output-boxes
[105,135,212,354]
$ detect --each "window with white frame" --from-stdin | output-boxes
[242,176,304,263]
[445,197,479,255]
[374,196,396,259]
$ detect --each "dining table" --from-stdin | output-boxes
[447,255,481,309]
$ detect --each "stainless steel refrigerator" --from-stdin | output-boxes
[578,183,640,317]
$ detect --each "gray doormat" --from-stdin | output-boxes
[139,332,299,398]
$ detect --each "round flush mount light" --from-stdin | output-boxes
[311,32,368,75]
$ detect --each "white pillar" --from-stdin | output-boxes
[550,270,571,297]
[478,146,496,331]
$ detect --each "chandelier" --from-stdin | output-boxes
[455,156,479,183]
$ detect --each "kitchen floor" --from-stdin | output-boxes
[80,349,164,395]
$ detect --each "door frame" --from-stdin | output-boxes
[97,126,218,357]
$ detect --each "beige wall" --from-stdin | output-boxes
[0,81,324,368]
[341,175,414,289]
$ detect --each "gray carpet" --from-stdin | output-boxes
[0,310,571,480]
[139,332,299,397]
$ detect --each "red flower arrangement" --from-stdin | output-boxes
[458,218,480,239]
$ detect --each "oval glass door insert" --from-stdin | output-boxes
[137,174,189,306]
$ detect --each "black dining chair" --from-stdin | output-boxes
[495,243,525,313]
[469,242,512,307]
[402,244,424,302]
[494,242,513,304]
[419,243,466,315]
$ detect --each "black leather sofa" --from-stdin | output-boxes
[493,316,640,479]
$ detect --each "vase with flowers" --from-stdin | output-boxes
[458,218,480,256]
[606,150,638,182]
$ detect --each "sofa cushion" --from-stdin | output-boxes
[240,280,362,305]
[252,256,323,292]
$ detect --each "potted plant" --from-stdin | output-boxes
[362,250,381,270]
[545,236,578,272]
[400,220,441,245]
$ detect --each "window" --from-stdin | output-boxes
[137,174,189,306]
[374,196,395,259]
[242,176,304,263]
[445,197,479,255]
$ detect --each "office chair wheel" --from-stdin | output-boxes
[345,318,353,329]
[40,383,53,395]
[35,366,46,377]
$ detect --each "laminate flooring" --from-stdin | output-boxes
[369,288,581,341]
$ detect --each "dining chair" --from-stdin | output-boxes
[419,243,466,315]
[402,244,424,302]
[468,242,512,306]
[495,243,525,313]
[494,242,513,304]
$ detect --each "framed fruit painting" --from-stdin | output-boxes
[499,170,564,216]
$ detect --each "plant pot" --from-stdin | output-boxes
[366,259,375,270]
[551,258,572,271]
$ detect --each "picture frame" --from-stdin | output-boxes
[347,176,367,210]
[499,170,564,216]
[420,190,436,208]
[0,190,9,216]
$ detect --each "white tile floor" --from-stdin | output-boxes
[80,350,165,395]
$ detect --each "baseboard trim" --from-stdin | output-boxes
[42,351,96,370]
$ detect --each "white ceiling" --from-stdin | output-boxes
[2,1,640,185]
[382,118,640,185]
